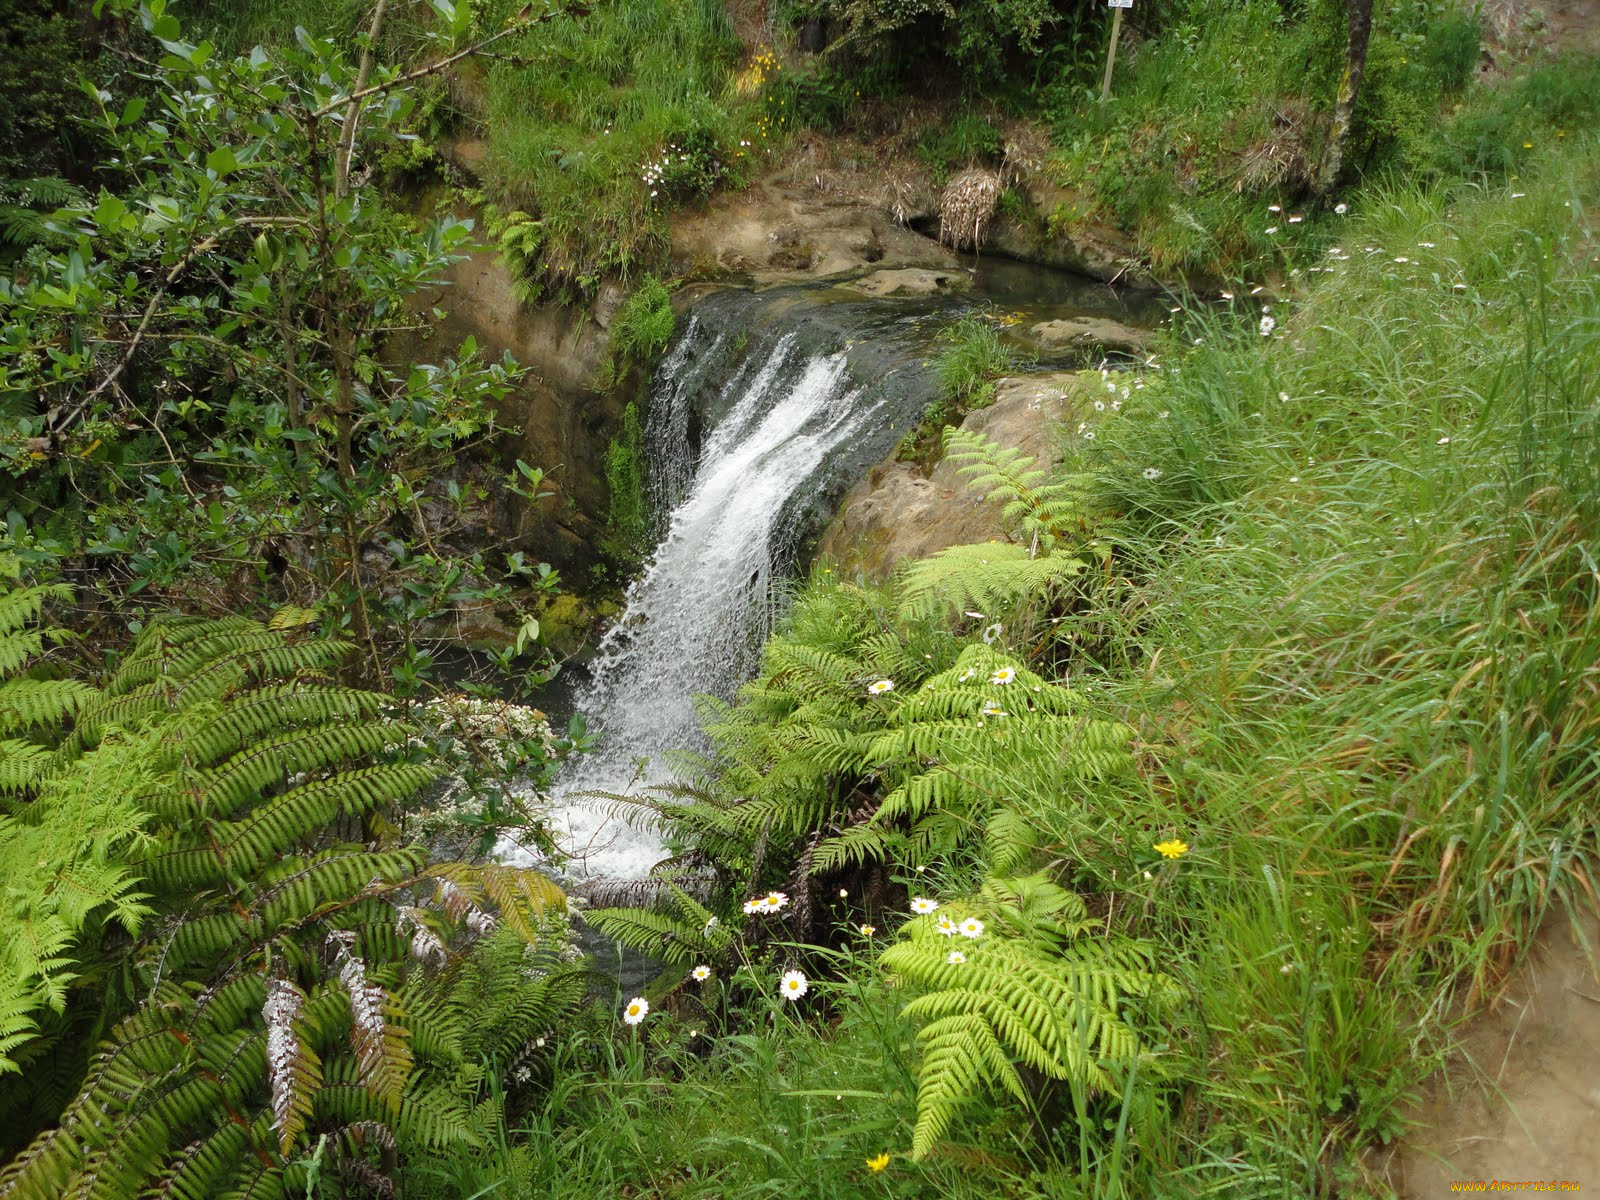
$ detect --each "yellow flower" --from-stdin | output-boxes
[866,1152,890,1173]
[1154,838,1190,860]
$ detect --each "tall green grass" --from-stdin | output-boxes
[474,0,749,293]
[1026,138,1600,1192]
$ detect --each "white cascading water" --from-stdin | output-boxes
[508,327,886,881]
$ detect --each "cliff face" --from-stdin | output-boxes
[817,371,1096,580]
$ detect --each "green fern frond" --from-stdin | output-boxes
[881,874,1171,1160]
[896,543,1086,622]
[942,427,1091,550]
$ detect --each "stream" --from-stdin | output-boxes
[500,260,1165,886]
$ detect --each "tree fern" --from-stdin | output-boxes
[0,605,576,1198]
[880,873,1174,1158]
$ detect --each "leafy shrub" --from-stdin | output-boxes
[884,873,1173,1158]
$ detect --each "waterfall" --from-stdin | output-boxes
[503,269,1161,883]
[515,303,921,881]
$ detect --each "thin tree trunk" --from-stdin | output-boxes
[1318,0,1374,196]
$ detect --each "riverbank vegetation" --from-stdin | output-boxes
[2,0,1597,1197]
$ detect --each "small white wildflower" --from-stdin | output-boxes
[704,916,719,931]
[1264,226,1279,234]
[692,965,712,981]
[1142,467,1162,480]
[623,997,649,1025]
[779,970,808,1000]
[990,667,1017,685]
[1267,204,1281,213]
[1259,315,1276,337]
[958,917,984,939]
[1437,436,1451,445]
[1094,399,1106,411]
[1394,256,1409,263]
[910,897,938,914]
[981,622,1003,644]
[936,914,957,937]
[765,891,789,912]
[1083,430,1097,439]
[947,950,967,964]
[1419,241,1435,248]
[1279,391,1290,402]
[1334,202,1348,214]
[867,678,895,695]
[980,699,1008,718]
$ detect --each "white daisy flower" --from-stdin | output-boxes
[947,951,967,964]
[692,965,712,981]
[742,898,762,914]
[704,916,719,931]
[859,923,876,937]
[779,970,808,1000]
[765,891,789,912]
[1334,202,1348,214]
[981,622,1004,644]
[1142,467,1162,480]
[980,699,1008,718]
[867,678,895,695]
[1259,315,1276,337]
[623,997,649,1025]
[990,667,1017,685]
[936,914,957,937]
[910,897,939,914]
[958,668,976,683]
[958,917,985,939]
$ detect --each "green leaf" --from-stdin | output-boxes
[206,146,239,176]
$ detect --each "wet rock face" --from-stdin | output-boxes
[669,179,957,283]
[817,372,1097,579]
[1030,316,1155,356]
[842,267,971,298]
[388,231,629,575]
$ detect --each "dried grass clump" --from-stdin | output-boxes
[939,167,1001,252]
[1232,105,1315,193]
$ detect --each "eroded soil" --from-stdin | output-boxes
[1380,912,1600,1197]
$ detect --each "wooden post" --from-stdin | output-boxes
[1101,2,1126,101]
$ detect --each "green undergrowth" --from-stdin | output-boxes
[470,0,762,298]
[1035,1,1596,281]
[897,314,1024,468]
[483,132,1600,1199]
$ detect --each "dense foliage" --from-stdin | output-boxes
[0,1,550,678]
[0,582,582,1197]
[2,1,1597,1197]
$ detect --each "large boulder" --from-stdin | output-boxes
[842,267,972,297]
[1029,316,1154,356]
[817,372,1095,580]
